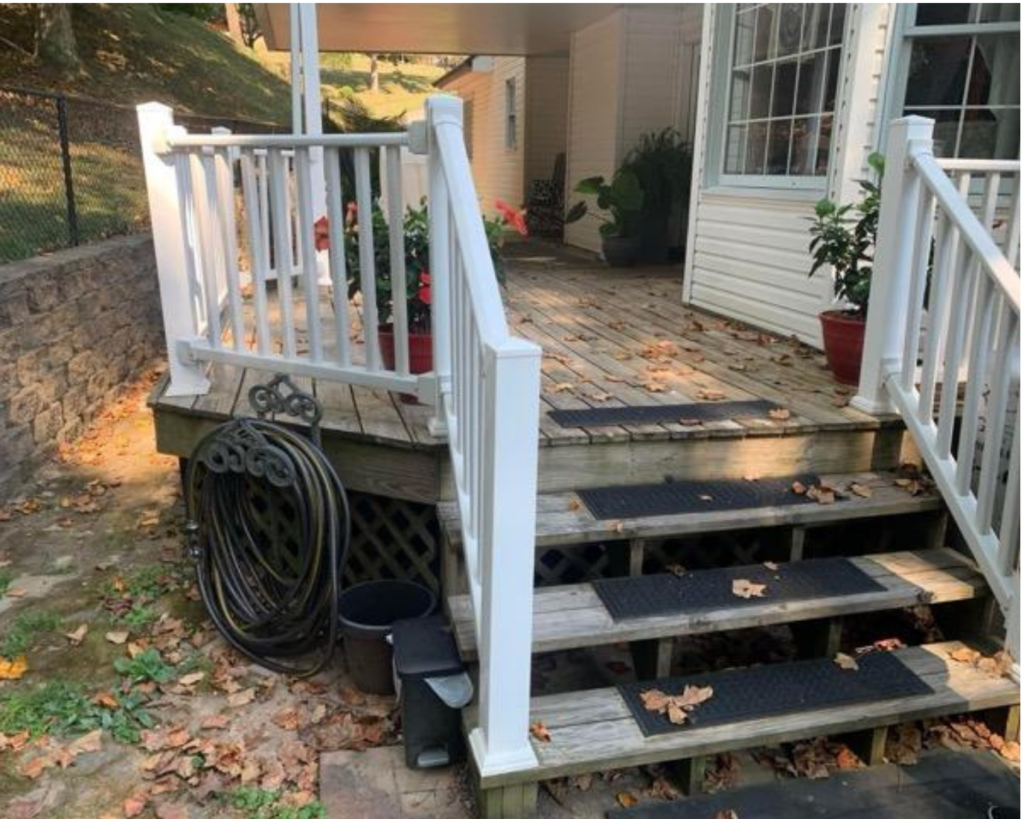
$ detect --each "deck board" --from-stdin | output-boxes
[152,255,902,456]
[468,641,1018,787]
[447,548,983,657]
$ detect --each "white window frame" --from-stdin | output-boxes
[504,78,518,151]
[883,3,1020,160]
[712,3,848,191]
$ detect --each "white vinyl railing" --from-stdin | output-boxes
[139,98,543,776]
[425,96,543,777]
[137,102,427,399]
[855,117,1020,664]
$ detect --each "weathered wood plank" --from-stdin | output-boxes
[470,642,1019,788]
[449,549,987,657]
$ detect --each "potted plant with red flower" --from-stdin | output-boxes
[807,153,883,385]
[314,198,526,389]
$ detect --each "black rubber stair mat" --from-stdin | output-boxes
[618,650,933,737]
[577,474,820,520]
[592,557,885,621]
[548,399,779,428]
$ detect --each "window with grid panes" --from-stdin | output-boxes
[897,3,1019,159]
[723,4,845,181]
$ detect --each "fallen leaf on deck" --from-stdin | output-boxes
[615,792,639,808]
[666,564,686,577]
[806,485,836,505]
[791,481,808,495]
[588,391,613,402]
[530,722,551,743]
[642,382,667,393]
[714,811,740,819]
[949,646,981,664]
[105,631,129,645]
[678,417,702,426]
[551,383,576,393]
[568,498,581,511]
[697,389,727,401]
[732,579,767,599]
[0,656,28,680]
[641,684,714,725]
[607,520,625,534]
[65,624,89,645]
[849,483,873,498]
[833,652,859,671]
[763,561,779,571]
[699,494,713,502]
[768,408,791,420]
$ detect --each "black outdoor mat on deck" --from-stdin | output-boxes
[548,399,778,428]
[577,474,821,520]
[618,650,932,737]
[592,557,885,621]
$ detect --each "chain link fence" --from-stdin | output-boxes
[0,86,285,264]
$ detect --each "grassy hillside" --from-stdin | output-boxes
[0,4,292,122]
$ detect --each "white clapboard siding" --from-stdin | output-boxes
[438,57,527,217]
[523,57,570,191]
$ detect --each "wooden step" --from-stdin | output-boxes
[439,471,943,551]
[470,641,1019,789]
[448,549,986,659]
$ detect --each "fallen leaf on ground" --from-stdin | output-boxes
[177,671,205,687]
[615,792,639,808]
[123,792,148,818]
[530,722,552,743]
[5,587,27,598]
[833,652,859,671]
[732,579,767,599]
[105,631,129,645]
[65,624,88,645]
[154,804,189,819]
[227,688,256,707]
[0,656,28,680]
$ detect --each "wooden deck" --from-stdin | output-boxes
[150,250,906,501]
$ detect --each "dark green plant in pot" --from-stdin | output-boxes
[806,152,884,385]
[564,168,645,266]
[624,128,693,261]
[808,152,884,317]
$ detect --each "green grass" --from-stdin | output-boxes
[0,681,155,743]
[225,788,326,819]
[0,570,13,597]
[113,647,175,685]
[1,610,63,659]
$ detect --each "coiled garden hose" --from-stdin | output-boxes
[184,417,350,677]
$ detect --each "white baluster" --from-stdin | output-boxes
[385,146,410,376]
[240,150,271,355]
[324,147,351,366]
[268,149,297,358]
[354,147,380,370]
[211,131,245,350]
[295,147,324,362]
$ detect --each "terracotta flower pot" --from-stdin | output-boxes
[378,325,433,403]
[819,310,866,386]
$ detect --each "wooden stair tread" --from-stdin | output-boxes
[439,471,943,549]
[448,549,986,658]
[470,641,1019,787]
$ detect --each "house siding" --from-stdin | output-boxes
[440,57,526,218]
[524,57,570,193]
[564,12,624,252]
[684,5,895,347]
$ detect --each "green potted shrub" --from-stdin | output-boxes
[807,153,883,385]
[624,128,693,262]
[314,199,524,386]
[564,167,644,267]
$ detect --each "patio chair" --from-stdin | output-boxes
[525,152,566,238]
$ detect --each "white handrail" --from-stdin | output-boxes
[425,96,542,778]
[854,117,1020,665]
[137,102,430,400]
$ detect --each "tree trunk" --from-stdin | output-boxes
[35,4,79,73]
[369,54,380,93]
[224,3,244,44]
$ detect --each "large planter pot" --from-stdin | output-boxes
[601,236,639,267]
[819,310,866,386]
[378,325,433,374]
[636,218,671,263]
[379,324,433,404]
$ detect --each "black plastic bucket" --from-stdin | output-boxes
[338,580,436,694]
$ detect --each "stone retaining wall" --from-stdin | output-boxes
[0,234,163,493]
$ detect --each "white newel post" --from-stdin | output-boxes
[426,96,459,436]
[137,103,210,397]
[471,339,542,777]
[852,117,935,415]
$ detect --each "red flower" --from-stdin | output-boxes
[418,272,431,305]
[314,216,330,251]
[495,198,529,237]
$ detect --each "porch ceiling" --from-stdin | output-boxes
[255,3,619,56]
